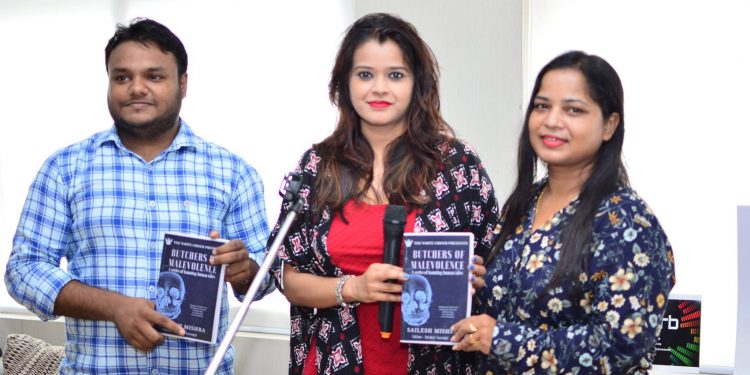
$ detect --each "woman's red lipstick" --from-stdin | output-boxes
[368,100,391,108]
[541,134,566,148]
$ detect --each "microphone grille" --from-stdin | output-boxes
[384,205,407,224]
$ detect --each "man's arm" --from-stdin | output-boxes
[7,147,184,353]
[55,280,185,352]
[221,161,273,300]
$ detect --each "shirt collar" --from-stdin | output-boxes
[97,118,198,153]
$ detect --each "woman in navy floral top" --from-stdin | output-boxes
[449,51,676,374]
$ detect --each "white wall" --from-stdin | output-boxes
[528,0,750,368]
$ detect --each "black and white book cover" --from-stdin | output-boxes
[156,232,227,344]
[400,232,474,345]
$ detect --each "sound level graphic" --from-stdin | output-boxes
[670,344,699,366]
[655,298,701,368]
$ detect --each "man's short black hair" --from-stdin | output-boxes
[105,18,188,76]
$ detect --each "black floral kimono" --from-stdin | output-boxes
[267,140,501,374]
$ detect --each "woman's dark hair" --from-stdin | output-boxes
[105,18,188,76]
[489,50,628,292]
[314,13,453,215]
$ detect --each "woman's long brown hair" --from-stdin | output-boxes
[313,13,454,216]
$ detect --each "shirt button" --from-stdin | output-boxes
[148,285,156,292]
[149,200,157,208]
[151,369,159,375]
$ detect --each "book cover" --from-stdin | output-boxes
[653,294,701,373]
[400,232,474,345]
[156,232,227,344]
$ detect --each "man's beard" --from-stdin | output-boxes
[110,93,183,140]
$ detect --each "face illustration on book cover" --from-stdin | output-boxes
[157,271,186,319]
[400,232,473,345]
[402,274,432,326]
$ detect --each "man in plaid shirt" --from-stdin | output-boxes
[5,18,273,374]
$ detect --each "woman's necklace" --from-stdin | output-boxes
[530,185,547,232]
[365,184,386,204]
[535,186,546,218]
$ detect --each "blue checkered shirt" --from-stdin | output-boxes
[5,121,273,374]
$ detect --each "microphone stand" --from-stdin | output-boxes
[205,174,303,375]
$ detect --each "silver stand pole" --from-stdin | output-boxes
[205,174,303,375]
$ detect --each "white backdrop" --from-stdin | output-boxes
[528,0,750,368]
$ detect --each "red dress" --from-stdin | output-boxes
[304,200,416,374]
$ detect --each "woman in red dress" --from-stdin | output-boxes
[268,13,501,375]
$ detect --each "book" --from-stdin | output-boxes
[156,232,227,344]
[653,294,701,373]
[400,232,474,345]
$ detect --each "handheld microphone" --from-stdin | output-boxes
[379,205,407,339]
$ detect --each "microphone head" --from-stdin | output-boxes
[278,172,302,202]
[384,205,407,225]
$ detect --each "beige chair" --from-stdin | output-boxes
[2,334,64,375]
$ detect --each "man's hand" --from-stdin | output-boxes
[54,281,184,353]
[208,230,259,295]
[112,296,185,352]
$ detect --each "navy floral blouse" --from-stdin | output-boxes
[268,139,501,374]
[477,183,675,374]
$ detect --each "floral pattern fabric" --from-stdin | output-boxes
[268,139,501,375]
[478,183,675,374]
